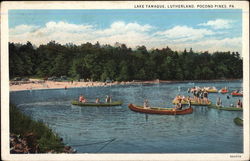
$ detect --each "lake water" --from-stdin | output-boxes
[10,80,243,153]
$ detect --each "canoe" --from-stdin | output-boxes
[205,89,218,93]
[172,99,211,106]
[234,117,243,126]
[208,104,243,111]
[231,92,243,97]
[128,104,193,115]
[219,89,228,94]
[71,100,123,106]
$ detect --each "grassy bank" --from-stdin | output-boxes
[10,104,65,153]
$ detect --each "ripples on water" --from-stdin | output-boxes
[10,81,243,153]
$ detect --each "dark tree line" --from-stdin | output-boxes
[9,41,243,81]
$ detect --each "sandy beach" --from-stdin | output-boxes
[9,79,241,92]
[10,80,117,91]
[9,79,151,91]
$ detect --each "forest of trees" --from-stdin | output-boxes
[9,41,243,81]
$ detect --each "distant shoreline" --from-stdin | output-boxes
[9,78,242,92]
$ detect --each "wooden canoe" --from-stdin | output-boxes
[231,92,243,97]
[172,99,211,106]
[234,117,243,126]
[219,89,228,94]
[71,100,123,106]
[208,104,243,111]
[128,104,193,115]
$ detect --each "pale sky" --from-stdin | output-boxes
[9,9,242,53]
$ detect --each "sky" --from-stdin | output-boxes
[9,9,242,53]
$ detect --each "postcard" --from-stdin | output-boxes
[1,1,249,161]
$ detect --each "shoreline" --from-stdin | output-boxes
[10,104,76,153]
[9,79,242,92]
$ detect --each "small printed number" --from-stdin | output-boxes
[230,155,241,158]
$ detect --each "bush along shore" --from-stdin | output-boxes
[234,117,243,126]
[10,104,76,153]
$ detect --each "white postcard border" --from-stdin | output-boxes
[1,1,249,161]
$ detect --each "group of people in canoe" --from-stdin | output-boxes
[176,86,243,109]
[175,97,191,110]
[174,93,209,105]
[188,86,243,96]
[219,88,243,96]
[188,86,218,93]
[231,90,243,96]
[187,87,210,104]
[144,97,191,110]
[79,95,87,103]
[237,99,243,108]
[79,94,112,103]
[76,85,243,114]
[219,87,228,93]
[216,97,243,108]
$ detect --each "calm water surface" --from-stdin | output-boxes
[10,81,243,153]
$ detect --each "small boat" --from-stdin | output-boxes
[208,104,243,111]
[234,117,243,126]
[71,100,123,106]
[205,87,218,93]
[128,104,193,115]
[172,99,211,106]
[219,88,228,94]
[231,91,243,97]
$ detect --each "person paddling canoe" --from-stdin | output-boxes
[144,99,150,109]
[106,95,112,103]
[79,94,87,103]
[187,98,192,108]
[203,90,208,104]
[216,97,222,106]
[237,99,242,108]
[175,99,182,110]
[95,98,100,103]
[79,95,83,102]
